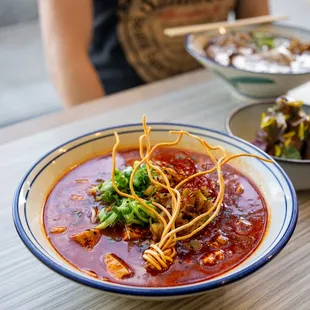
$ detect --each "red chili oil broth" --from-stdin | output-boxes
[43,148,268,287]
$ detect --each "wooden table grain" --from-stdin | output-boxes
[0,70,309,310]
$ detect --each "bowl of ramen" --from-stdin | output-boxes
[13,118,298,299]
[185,24,310,99]
[227,96,310,190]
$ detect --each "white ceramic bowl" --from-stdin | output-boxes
[13,123,298,300]
[185,24,310,99]
[226,102,310,191]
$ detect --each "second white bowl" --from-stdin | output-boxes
[185,24,310,99]
[226,102,310,190]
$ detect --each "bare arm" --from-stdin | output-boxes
[38,0,104,108]
[236,0,269,19]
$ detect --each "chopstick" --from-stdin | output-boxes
[164,15,289,37]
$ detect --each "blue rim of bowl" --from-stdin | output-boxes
[185,23,310,76]
[225,101,310,164]
[12,123,298,297]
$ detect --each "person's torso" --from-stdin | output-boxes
[90,0,235,92]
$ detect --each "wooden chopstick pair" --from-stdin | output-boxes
[164,15,288,37]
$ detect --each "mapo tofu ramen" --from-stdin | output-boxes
[44,119,271,287]
[204,31,310,74]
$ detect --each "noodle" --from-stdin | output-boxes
[110,116,273,271]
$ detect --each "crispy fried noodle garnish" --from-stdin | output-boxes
[107,116,272,271]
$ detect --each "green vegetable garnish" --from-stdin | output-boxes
[91,164,158,230]
[123,166,133,180]
[253,32,275,49]
[97,180,118,203]
[281,146,302,160]
[95,169,129,203]
[132,162,151,197]
[96,198,157,229]
[96,211,118,230]
[114,169,129,190]
[92,164,152,204]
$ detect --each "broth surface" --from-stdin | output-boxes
[44,148,267,287]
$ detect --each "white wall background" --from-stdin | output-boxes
[0,0,38,27]
[270,0,310,29]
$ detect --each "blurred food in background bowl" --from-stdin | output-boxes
[186,24,310,99]
[226,96,310,190]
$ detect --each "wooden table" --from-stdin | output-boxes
[1,70,309,310]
